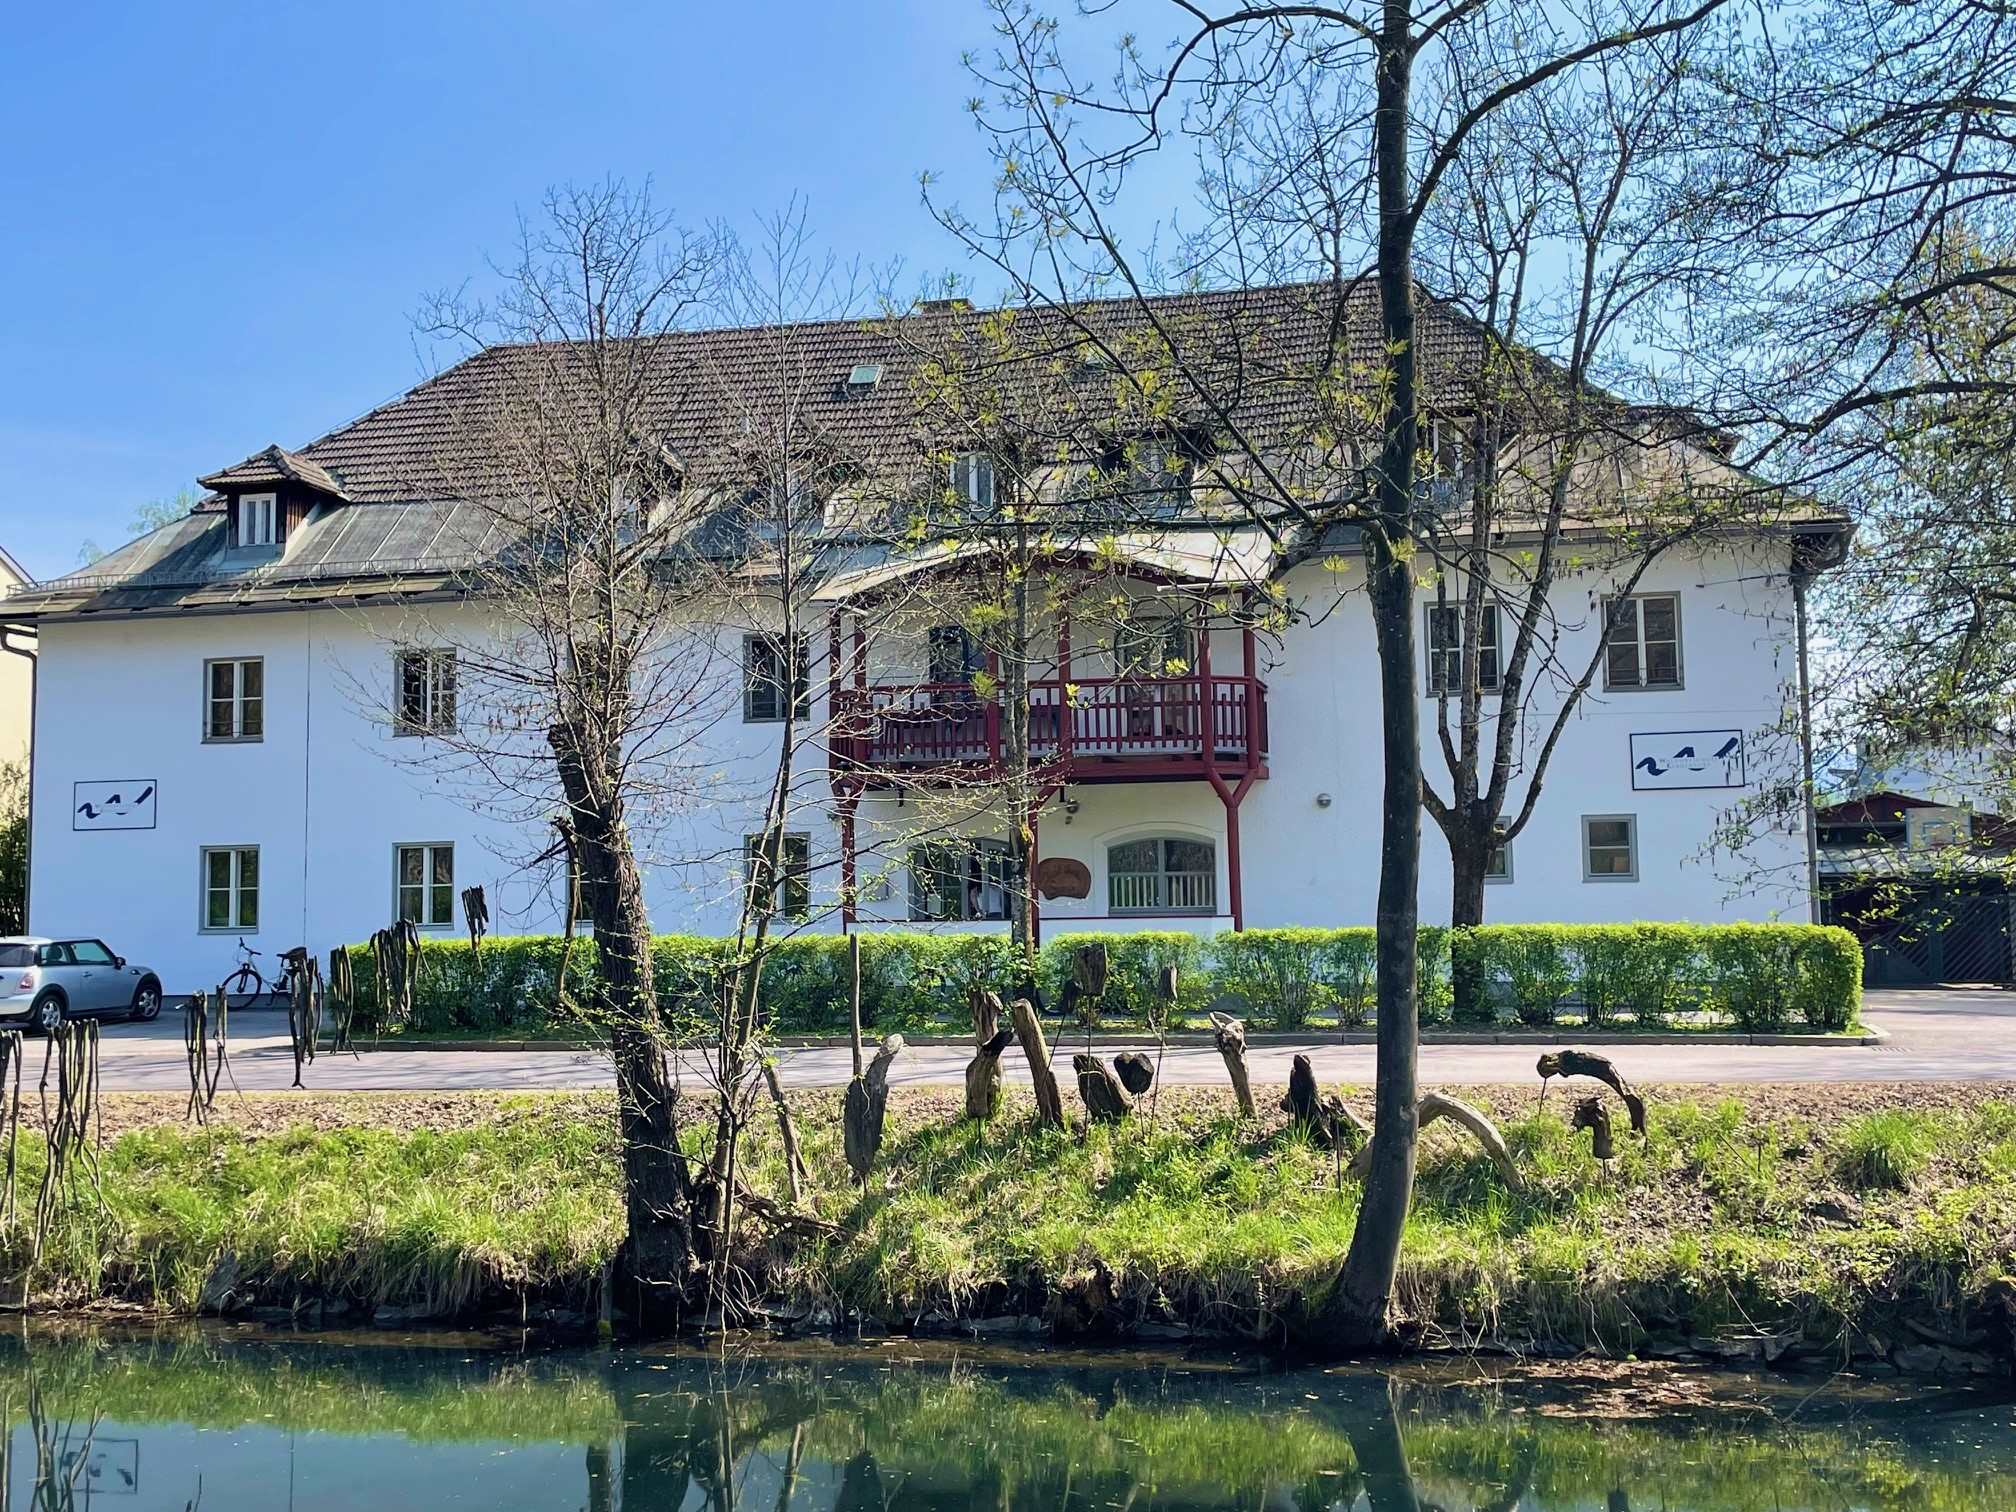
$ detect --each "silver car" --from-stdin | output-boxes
[0,936,164,1033]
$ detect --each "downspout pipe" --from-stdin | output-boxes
[1,621,38,931]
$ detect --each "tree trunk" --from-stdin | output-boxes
[1329,11,1423,1351]
[553,722,694,1332]
[1448,830,1489,1024]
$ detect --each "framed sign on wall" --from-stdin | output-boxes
[1629,731,1745,791]
[73,779,157,831]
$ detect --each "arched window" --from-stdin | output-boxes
[1107,836,1216,914]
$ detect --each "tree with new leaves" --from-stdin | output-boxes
[930,0,1741,1342]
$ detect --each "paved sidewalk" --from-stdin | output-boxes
[72,987,2016,1093]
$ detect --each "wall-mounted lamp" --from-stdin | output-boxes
[1063,796,1081,824]
[1315,792,1333,808]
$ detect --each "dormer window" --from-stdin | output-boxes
[950,452,995,509]
[236,493,278,548]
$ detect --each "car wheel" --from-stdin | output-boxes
[31,992,65,1035]
[130,981,162,1022]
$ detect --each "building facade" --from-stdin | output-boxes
[0,289,1841,991]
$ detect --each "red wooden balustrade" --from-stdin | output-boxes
[830,674,1268,782]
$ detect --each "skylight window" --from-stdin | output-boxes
[847,363,884,389]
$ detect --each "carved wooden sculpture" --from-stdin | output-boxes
[843,1033,904,1185]
[1010,997,1066,1129]
[1112,1051,1155,1097]
[1211,1011,1256,1118]
[1537,1049,1647,1135]
[1283,1053,1370,1150]
[1074,1053,1134,1123]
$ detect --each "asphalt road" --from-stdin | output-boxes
[66,988,2016,1093]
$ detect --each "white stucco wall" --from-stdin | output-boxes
[24,537,1810,993]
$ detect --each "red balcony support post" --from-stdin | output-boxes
[826,608,844,774]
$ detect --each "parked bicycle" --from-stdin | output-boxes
[220,937,297,1008]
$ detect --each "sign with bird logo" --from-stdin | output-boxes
[1629,731,1745,791]
[73,779,157,831]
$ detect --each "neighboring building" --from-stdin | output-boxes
[1819,776,2016,986]
[0,284,1846,990]
[0,546,31,765]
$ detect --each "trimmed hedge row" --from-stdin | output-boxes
[341,921,1860,1036]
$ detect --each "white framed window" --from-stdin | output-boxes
[235,492,278,548]
[200,846,260,931]
[1108,836,1216,914]
[909,839,1020,922]
[1426,602,1501,694]
[743,634,811,722]
[1581,815,1638,881]
[204,657,264,742]
[949,452,996,509]
[1484,841,1511,883]
[395,843,455,927]
[744,832,811,920]
[1602,593,1682,690]
[394,649,456,735]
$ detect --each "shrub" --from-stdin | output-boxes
[330,920,1860,1038]
[1414,927,1454,1026]
[1209,928,1339,1030]
[1042,932,1210,1027]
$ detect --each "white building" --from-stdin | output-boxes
[0,285,1845,991]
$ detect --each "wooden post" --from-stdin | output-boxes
[1009,997,1065,1128]
[964,989,1011,1120]
[1211,1011,1256,1118]
[843,1033,905,1185]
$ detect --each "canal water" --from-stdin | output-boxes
[2,1327,2012,1508]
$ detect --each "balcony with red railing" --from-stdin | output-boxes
[830,674,1269,786]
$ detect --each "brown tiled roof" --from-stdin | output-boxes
[198,443,349,499]
[209,279,1493,506]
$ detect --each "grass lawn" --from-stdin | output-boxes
[7,1082,2014,1364]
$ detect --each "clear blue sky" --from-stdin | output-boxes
[0,1,1140,580]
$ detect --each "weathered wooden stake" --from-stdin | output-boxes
[1074,1053,1133,1122]
[963,988,1010,1121]
[1211,1011,1256,1119]
[1283,1053,1370,1151]
[1009,997,1065,1129]
[843,1033,904,1185]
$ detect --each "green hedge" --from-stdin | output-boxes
[339,921,1861,1036]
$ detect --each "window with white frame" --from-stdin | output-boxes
[743,634,811,723]
[1108,836,1216,914]
[394,649,457,735]
[909,839,1020,922]
[1484,840,1511,882]
[395,843,456,927]
[201,846,260,931]
[1425,601,1502,694]
[235,492,278,548]
[1602,593,1682,690]
[204,657,264,741]
[949,452,995,509]
[745,832,811,920]
[1581,815,1638,881]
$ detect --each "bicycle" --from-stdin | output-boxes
[221,938,295,1008]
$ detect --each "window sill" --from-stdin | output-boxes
[202,736,265,746]
[1581,874,1639,883]
[1600,681,1684,694]
[198,926,259,935]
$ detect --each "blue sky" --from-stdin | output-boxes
[0,1,1147,580]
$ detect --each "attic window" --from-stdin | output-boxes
[236,493,278,548]
[846,363,884,389]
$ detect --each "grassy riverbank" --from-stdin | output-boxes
[7,1083,2015,1369]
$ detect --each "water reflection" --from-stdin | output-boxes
[0,1329,2012,1510]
